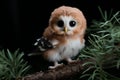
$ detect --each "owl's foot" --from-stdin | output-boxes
[48,62,63,69]
[66,58,78,64]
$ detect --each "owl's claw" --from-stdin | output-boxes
[48,62,63,69]
[66,58,78,64]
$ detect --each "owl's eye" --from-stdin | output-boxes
[57,20,64,27]
[69,20,76,27]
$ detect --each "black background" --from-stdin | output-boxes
[1,0,119,53]
[1,0,120,72]
[1,0,119,52]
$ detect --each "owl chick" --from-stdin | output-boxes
[34,6,87,69]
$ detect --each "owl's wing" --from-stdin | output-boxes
[34,36,55,51]
[28,36,55,56]
[28,26,57,56]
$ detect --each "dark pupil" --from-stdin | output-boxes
[69,21,76,27]
[57,20,64,27]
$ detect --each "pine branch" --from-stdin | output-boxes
[20,59,92,80]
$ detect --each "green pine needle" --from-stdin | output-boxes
[0,49,31,80]
[79,7,120,80]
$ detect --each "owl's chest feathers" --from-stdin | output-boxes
[56,38,85,59]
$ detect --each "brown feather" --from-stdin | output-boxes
[40,6,87,68]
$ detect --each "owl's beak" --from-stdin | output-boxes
[64,27,68,33]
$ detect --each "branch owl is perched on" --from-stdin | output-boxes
[33,6,87,69]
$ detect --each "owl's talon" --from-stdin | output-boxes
[48,62,63,69]
[48,66,56,69]
[66,58,78,64]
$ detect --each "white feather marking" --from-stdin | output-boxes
[37,38,40,41]
[48,51,62,62]
[38,46,46,51]
[60,16,77,30]
[51,39,59,46]
[47,38,85,62]
[60,38,85,59]
[34,42,38,46]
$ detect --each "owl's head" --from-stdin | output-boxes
[49,6,87,36]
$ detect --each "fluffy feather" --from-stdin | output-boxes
[32,6,87,69]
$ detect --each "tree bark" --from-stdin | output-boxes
[21,60,90,80]
[19,43,120,80]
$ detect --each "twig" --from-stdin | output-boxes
[21,59,90,80]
